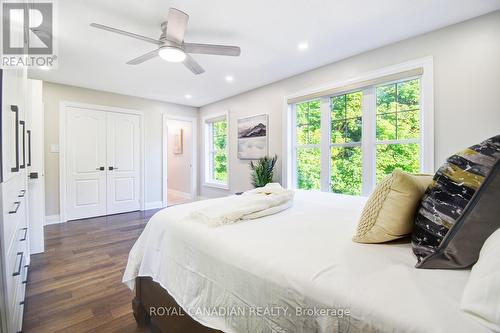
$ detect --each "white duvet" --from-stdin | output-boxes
[123,190,489,333]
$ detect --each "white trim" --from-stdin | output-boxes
[203,181,230,190]
[45,215,61,225]
[282,103,294,189]
[59,101,146,223]
[145,201,166,210]
[285,57,433,102]
[162,114,198,208]
[361,87,376,195]
[167,189,192,200]
[284,56,435,193]
[319,97,331,192]
[202,111,230,190]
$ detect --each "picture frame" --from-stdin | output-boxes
[237,114,268,160]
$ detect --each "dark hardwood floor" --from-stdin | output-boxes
[23,210,160,333]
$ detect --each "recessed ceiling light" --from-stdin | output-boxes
[225,75,234,82]
[297,42,309,51]
[185,94,192,99]
[40,65,50,71]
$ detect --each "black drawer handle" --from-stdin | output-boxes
[20,120,26,169]
[9,201,21,214]
[13,252,23,276]
[18,189,26,198]
[27,129,32,167]
[11,105,20,173]
[20,227,28,241]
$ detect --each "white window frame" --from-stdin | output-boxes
[203,112,229,189]
[283,57,434,195]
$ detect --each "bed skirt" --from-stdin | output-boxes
[132,276,222,333]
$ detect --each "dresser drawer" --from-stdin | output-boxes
[14,302,24,333]
[4,238,26,328]
[11,255,27,333]
[3,178,27,252]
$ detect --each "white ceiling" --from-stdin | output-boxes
[29,0,500,107]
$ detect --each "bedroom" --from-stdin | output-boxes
[0,0,499,332]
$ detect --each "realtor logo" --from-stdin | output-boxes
[1,1,57,68]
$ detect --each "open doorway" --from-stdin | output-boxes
[162,115,197,207]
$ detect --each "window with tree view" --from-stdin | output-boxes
[376,79,420,181]
[206,118,228,185]
[295,100,321,190]
[331,91,363,195]
[293,77,423,196]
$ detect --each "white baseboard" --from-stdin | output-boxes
[145,201,166,210]
[167,189,193,200]
[45,214,61,225]
[196,196,208,201]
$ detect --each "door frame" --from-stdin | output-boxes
[59,101,146,223]
[162,114,198,207]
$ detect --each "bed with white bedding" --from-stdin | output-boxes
[123,190,488,333]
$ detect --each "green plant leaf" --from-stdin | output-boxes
[249,155,278,187]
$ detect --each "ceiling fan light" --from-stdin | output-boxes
[159,46,186,63]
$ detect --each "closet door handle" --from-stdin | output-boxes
[13,252,23,276]
[9,201,21,214]
[108,166,118,170]
[20,120,26,169]
[96,167,105,171]
[20,228,28,241]
[27,129,32,167]
[11,105,20,173]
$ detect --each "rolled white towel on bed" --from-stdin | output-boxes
[190,183,294,227]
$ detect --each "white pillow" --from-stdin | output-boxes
[461,228,500,332]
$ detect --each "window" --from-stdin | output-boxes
[295,100,321,190]
[205,116,228,187]
[291,75,427,196]
[375,79,420,181]
[331,91,363,195]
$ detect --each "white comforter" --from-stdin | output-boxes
[123,190,489,333]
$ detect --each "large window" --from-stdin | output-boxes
[205,116,228,187]
[292,76,426,196]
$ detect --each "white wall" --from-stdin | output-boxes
[199,11,500,198]
[42,82,197,216]
[166,119,193,195]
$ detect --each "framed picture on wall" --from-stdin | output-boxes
[237,114,268,160]
[173,128,183,154]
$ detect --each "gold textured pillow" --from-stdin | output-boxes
[353,170,433,244]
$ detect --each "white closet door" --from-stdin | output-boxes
[66,107,107,220]
[106,112,141,214]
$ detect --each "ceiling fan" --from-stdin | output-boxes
[90,8,241,75]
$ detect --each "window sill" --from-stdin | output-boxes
[203,182,229,190]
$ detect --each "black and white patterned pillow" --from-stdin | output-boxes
[412,135,500,269]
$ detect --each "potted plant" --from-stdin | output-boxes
[249,155,278,188]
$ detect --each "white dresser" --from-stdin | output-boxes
[1,67,30,333]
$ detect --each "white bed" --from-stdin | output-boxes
[123,190,488,333]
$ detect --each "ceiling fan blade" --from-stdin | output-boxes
[90,23,161,45]
[166,8,189,44]
[183,43,241,56]
[126,49,159,65]
[183,54,205,75]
